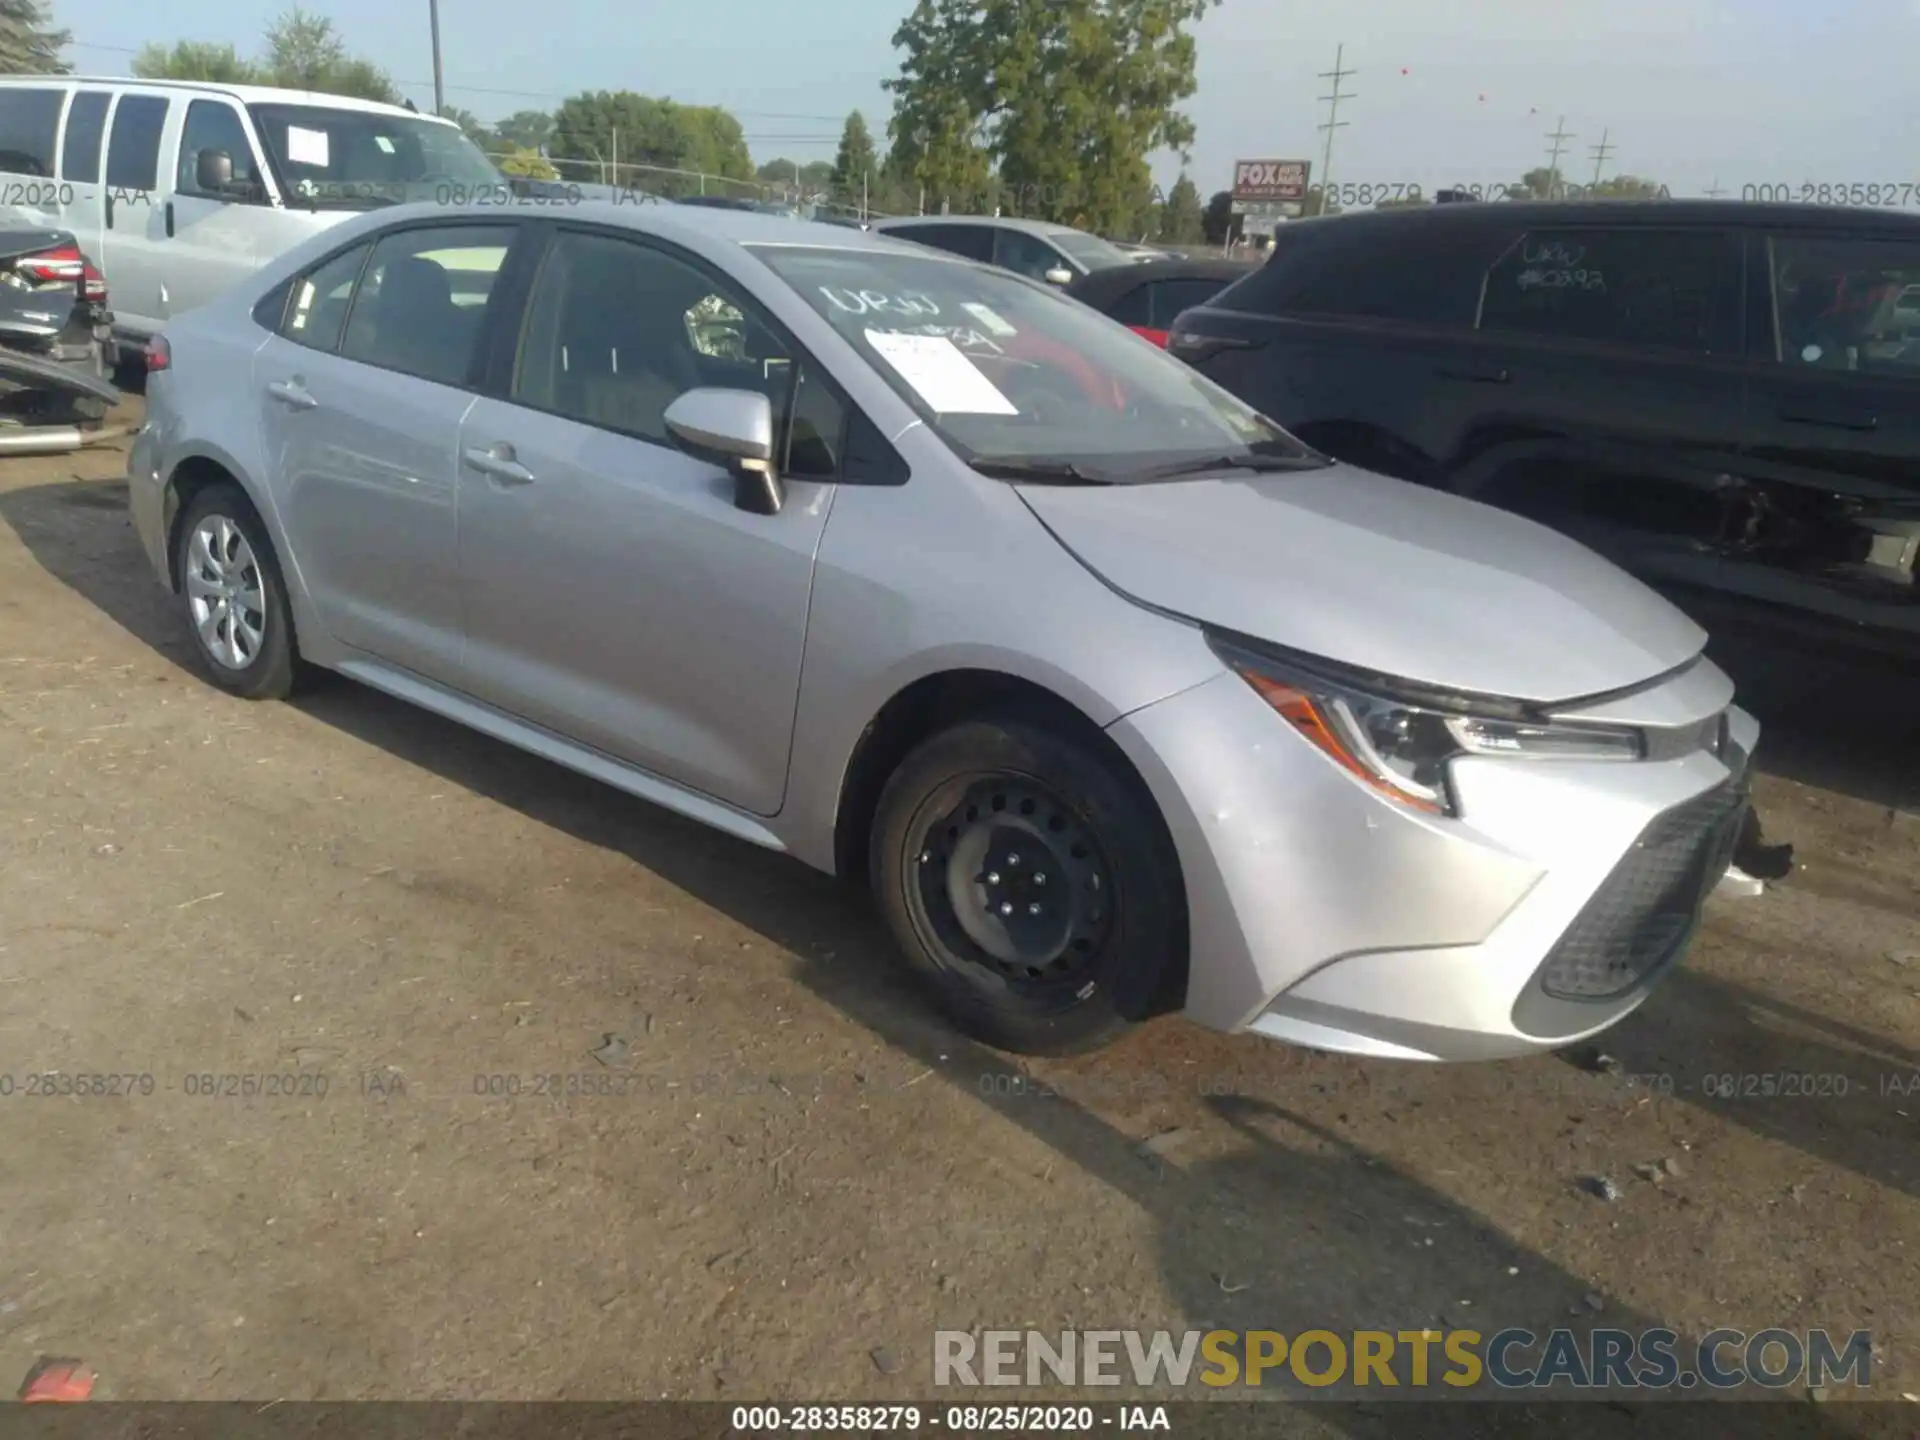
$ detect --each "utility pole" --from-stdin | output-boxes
[1315,42,1356,212]
[862,169,869,223]
[428,0,444,116]
[1588,128,1613,186]
[611,128,619,189]
[1544,116,1575,198]
[1704,177,1727,199]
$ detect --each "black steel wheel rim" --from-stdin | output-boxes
[904,774,1116,995]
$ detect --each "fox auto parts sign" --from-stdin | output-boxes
[1233,159,1311,203]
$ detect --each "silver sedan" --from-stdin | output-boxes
[127,201,1756,1059]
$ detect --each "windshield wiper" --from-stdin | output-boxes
[1133,451,1331,480]
[967,458,1112,485]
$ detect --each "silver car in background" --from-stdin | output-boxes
[127,202,1756,1059]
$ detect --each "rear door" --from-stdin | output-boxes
[1444,225,1749,602]
[254,220,523,682]
[56,86,112,263]
[1731,227,1920,660]
[99,88,174,334]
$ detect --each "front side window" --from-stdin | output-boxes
[178,100,262,200]
[994,228,1072,280]
[281,243,371,352]
[59,90,109,183]
[1768,235,1920,378]
[338,225,514,386]
[246,104,499,210]
[513,230,837,476]
[1478,228,1729,353]
[751,243,1317,480]
[0,87,63,176]
[105,95,169,191]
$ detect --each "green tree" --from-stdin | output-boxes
[259,8,398,103]
[677,104,754,182]
[1201,188,1234,245]
[0,0,68,73]
[437,106,491,150]
[131,40,255,83]
[1589,173,1664,199]
[494,110,555,153]
[550,91,752,194]
[831,110,879,202]
[884,0,1214,234]
[1517,166,1563,199]
[1160,172,1204,242]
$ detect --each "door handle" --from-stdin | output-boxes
[164,200,175,238]
[1437,363,1511,384]
[1776,400,1877,431]
[265,379,317,410]
[462,444,534,485]
[105,192,114,228]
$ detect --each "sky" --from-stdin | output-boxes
[64,0,1920,202]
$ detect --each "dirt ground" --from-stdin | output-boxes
[0,407,1915,1414]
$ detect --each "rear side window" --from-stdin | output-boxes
[1151,277,1232,328]
[106,95,170,191]
[0,87,64,176]
[281,243,371,352]
[1219,223,1500,328]
[892,223,993,263]
[340,225,515,386]
[1766,234,1920,378]
[1478,228,1729,354]
[59,90,110,183]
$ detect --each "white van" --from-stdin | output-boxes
[0,77,504,363]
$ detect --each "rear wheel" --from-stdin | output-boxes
[173,485,297,701]
[871,713,1184,1056]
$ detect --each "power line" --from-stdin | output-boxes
[67,39,854,121]
[1315,41,1355,206]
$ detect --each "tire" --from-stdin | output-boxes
[870,712,1186,1056]
[173,484,298,701]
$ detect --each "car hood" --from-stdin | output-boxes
[1017,465,1706,704]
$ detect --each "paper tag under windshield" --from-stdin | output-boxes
[865,330,1017,415]
[286,126,331,167]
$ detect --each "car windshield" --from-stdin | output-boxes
[247,104,501,210]
[1045,229,1134,271]
[750,244,1320,480]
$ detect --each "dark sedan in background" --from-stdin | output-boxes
[1065,257,1254,347]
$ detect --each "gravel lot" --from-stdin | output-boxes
[0,409,1915,1419]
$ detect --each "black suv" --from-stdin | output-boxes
[1169,201,1920,668]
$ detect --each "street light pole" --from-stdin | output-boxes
[428,0,445,116]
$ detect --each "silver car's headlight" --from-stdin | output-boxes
[1210,636,1644,816]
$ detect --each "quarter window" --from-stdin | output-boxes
[0,87,63,176]
[1767,235,1920,378]
[105,95,169,191]
[1478,228,1728,353]
[338,226,514,386]
[891,223,993,263]
[1104,283,1152,327]
[59,91,110,183]
[281,243,371,353]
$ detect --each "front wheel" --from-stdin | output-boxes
[173,485,298,700]
[870,714,1186,1056]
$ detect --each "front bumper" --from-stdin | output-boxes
[1107,665,1755,1061]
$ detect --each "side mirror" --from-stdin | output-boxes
[1043,266,1074,286]
[664,387,784,516]
[195,149,235,195]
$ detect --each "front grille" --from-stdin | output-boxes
[1534,773,1750,1001]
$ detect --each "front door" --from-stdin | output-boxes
[255,221,520,682]
[1732,228,1920,661]
[454,226,840,815]
[165,97,284,318]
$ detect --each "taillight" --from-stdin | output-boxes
[16,244,86,285]
[1128,325,1171,348]
[81,259,106,305]
[147,335,171,372]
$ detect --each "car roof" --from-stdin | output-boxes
[1287,198,1920,237]
[1066,257,1254,304]
[871,214,1097,239]
[1,74,444,124]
